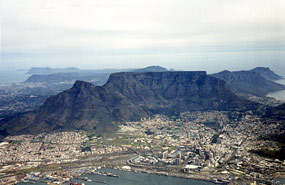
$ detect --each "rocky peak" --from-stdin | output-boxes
[72,80,94,90]
[250,67,283,81]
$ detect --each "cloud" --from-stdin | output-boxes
[1,0,285,71]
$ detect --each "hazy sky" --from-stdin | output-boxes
[1,0,285,74]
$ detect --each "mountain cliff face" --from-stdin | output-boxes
[0,71,253,136]
[211,70,285,97]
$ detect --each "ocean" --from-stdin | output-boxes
[0,70,31,83]
[18,168,215,185]
[267,79,285,101]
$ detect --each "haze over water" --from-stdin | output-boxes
[267,79,285,101]
[0,70,30,83]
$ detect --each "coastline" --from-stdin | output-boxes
[266,78,285,101]
[267,90,285,101]
[87,166,219,185]
[121,167,222,184]
[13,163,285,185]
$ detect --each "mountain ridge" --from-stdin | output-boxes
[211,69,285,97]
[249,67,283,81]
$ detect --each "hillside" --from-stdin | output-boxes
[250,67,283,81]
[264,104,285,120]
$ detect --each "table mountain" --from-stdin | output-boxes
[0,71,254,136]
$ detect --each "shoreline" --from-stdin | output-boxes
[84,166,220,184]
[266,90,285,101]
[122,167,223,184]
[8,158,285,184]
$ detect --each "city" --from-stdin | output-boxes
[0,110,284,184]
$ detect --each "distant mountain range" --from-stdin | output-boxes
[0,71,254,136]
[25,66,169,84]
[129,66,168,72]
[211,67,285,97]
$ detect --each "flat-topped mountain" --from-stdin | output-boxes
[0,71,254,136]
[211,69,285,97]
[250,67,283,81]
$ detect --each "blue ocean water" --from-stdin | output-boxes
[0,70,30,83]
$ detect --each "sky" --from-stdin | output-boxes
[1,0,285,74]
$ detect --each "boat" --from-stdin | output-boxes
[70,182,85,185]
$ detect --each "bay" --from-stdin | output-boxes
[274,79,285,85]
[267,90,285,101]
[18,168,215,185]
[0,70,30,84]
[267,79,285,101]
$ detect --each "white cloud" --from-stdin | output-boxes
[1,0,285,70]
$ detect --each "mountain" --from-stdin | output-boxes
[25,72,109,85]
[211,69,285,97]
[250,67,283,81]
[24,66,168,84]
[0,71,254,136]
[26,66,168,76]
[129,66,168,72]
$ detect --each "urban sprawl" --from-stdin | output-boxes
[0,111,284,184]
